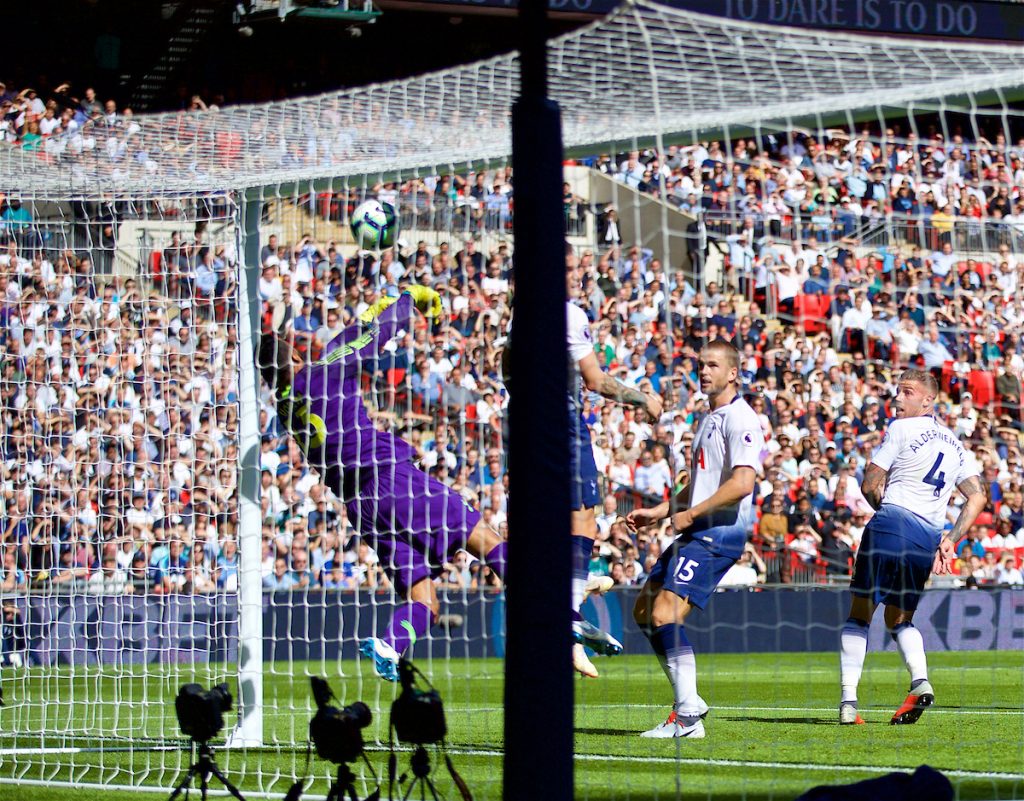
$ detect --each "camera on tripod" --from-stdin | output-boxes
[169,683,245,801]
[175,683,233,744]
[283,677,379,801]
[309,676,372,765]
[391,659,447,746]
[388,659,470,801]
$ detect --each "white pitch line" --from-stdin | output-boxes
[4,744,1021,783]
[398,746,1024,781]
[441,702,1024,717]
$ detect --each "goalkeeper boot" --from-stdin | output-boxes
[640,710,706,739]
[572,619,623,656]
[839,702,865,725]
[359,637,400,682]
[890,679,934,725]
[572,643,599,679]
[582,576,615,603]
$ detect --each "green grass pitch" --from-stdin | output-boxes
[2,650,1022,800]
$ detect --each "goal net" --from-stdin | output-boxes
[1,2,1023,799]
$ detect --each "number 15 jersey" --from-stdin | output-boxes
[869,416,979,529]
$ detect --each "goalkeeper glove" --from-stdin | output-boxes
[358,294,398,324]
[404,285,443,319]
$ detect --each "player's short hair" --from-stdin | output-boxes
[702,338,741,372]
[899,368,938,397]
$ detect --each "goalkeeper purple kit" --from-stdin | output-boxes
[284,293,481,592]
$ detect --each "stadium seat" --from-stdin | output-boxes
[150,250,163,287]
[940,360,956,394]
[968,369,995,409]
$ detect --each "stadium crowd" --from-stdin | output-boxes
[1,86,1024,603]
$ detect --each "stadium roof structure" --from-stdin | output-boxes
[4,0,1024,199]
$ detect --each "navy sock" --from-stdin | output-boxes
[649,623,691,658]
[571,535,592,581]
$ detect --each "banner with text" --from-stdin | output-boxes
[412,0,1024,41]
[5,587,1021,665]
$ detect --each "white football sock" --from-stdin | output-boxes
[893,624,928,685]
[840,619,869,704]
[571,577,586,614]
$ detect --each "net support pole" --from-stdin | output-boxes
[504,0,573,799]
[228,192,265,747]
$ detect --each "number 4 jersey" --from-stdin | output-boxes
[869,415,979,530]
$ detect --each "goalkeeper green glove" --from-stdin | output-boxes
[404,285,443,319]
[358,294,399,324]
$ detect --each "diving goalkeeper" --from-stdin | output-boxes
[259,286,507,681]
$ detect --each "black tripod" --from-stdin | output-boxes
[325,763,363,801]
[401,746,441,801]
[168,740,246,801]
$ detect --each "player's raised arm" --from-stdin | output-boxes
[933,475,988,575]
[577,350,663,421]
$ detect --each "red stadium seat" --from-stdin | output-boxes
[940,360,955,394]
[464,402,479,436]
[150,250,162,286]
[968,369,995,410]
[1015,547,1024,568]
[794,294,830,334]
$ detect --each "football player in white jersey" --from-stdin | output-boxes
[627,339,765,738]
[564,248,663,677]
[504,245,663,678]
[839,369,986,725]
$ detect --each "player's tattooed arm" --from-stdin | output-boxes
[944,475,988,543]
[860,463,887,510]
[594,372,648,407]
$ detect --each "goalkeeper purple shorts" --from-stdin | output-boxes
[345,461,482,593]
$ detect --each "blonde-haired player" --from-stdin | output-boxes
[839,369,987,725]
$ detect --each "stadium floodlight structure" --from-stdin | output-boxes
[0,2,1022,799]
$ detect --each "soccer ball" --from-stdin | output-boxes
[350,199,398,250]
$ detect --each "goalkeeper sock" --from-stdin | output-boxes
[484,541,507,582]
[571,535,593,612]
[385,601,433,656]
[891,623,928,685]
[840,617,869,703]
[649,624,700,720]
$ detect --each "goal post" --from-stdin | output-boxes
[228,194,267,748]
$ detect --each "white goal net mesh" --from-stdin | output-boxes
[1,1,1023,799]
